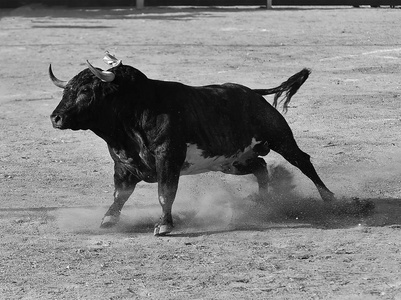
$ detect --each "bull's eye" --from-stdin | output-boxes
[75,86,92,104]
[80,87,90,94]
[76,93,88,104]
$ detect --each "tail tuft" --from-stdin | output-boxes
[273,68,310,113]
[254,68,311,113]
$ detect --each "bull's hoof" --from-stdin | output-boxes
[100,215,119,228]
[319,189,337,202]
[154,224,173,236]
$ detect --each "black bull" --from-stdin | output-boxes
[49,61,336,235]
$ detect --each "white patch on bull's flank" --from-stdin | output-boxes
[180,138,260,175]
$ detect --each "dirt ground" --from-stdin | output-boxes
[1,4,401,299]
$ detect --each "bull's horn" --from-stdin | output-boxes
[49,64,68,89]
[86,60,115,83]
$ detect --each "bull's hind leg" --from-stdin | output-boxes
[101,162,140,228]
[272,140,335,202]
[229,141,271,197]
[232,157,269,196]
[272,139,377,214]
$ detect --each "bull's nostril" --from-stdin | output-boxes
[51,114,63,128]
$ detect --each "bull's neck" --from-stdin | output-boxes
[91,117,131,149]
[90,106,144,155]
[90,79,156,150]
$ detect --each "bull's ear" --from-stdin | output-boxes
[49,64,68,89]
[86,60,115,83]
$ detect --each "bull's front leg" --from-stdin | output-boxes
[101,161,140,228]
[153,146,185,236]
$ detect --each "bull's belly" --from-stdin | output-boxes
[180,139,259,175]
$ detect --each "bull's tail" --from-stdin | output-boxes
[253,68,311,113]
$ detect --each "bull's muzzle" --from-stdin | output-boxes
[50,113,64,129]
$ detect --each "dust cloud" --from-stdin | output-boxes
[173,163,376,232]
[54,163,373,234]
[55,206,109,233]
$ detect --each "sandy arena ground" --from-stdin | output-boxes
[0,5,401,299]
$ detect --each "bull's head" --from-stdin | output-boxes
[49,61,117,131]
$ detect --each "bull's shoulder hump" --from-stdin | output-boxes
[150,79,189,89]
[198,82,248,90]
